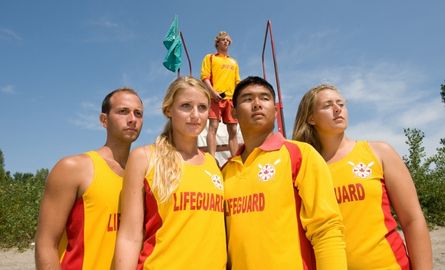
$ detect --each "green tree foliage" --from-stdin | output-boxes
[0,150,6,182]
[441,82,445,104]
[403,128,445,226]
[0,149,48,249]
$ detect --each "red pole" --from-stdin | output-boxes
[261,20,286,137]
[179,31,192,77]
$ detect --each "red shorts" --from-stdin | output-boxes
[209,99,238,124]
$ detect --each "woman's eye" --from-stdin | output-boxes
[198,104,208,112]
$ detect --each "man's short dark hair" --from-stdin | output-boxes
[232,76,276,108]
[101,87,141,114]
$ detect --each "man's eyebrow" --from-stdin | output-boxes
[239,92,252,98]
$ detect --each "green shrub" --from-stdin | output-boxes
[0,169,47,249]
[403,129,445,227]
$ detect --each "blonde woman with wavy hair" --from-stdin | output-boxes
[115,76,227,270]
[293,84,432,269]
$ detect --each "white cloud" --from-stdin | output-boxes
[348,120,408,155]
[398,99,445,128]
[0,85,16,94]
[349,119,445,160]
[279,29,340,67]
[69,102,102,130]
[144,127,161,135]
[68,95,166,133]
[91,18,119,29]
[275,36,444,160]
[84,18,135,42]
[339,63,426,109]
[0,28,21,41]
[120,72,131,86]
[141,95,164,117]
[149,61,181,82]
[282,62,424,111]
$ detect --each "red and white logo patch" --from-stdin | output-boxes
[205,170,223,190]
[257,159,281,182]
[348,161,374,178]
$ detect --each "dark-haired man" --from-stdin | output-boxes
[35,88,143,269]
[223,76,347,270]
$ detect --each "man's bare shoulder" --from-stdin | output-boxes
[47,153,94,188]
[53,153,92,171]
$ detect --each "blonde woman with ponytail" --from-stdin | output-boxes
[114,77,226,270]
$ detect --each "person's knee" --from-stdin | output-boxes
[208,121,219,134]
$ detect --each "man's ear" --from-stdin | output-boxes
[100,113,107,128]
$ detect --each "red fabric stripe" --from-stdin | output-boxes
[60,198,85,270]
[293,189,316,270]
[284,142,316,270]
[209,54,213,84]
[283,142,301,181]
[380,179,411,270]
[137,179,163,270]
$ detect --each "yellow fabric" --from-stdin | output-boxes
[200,53,240,99]
[223,133,346,270]
[59,151,122,270]
[329,141,409,270]
[140,153,227,269]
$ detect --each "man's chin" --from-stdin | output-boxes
[124,134,141,143]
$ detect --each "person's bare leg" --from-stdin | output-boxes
[227,123,239,156]
[206,119,219,156]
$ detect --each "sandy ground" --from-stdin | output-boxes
[430,226,445,269]
[1,227,444,269]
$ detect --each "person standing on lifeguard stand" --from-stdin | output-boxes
[201,31,240,157]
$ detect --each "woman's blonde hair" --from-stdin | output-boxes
[151,76,210,202]
[292,84,339,153]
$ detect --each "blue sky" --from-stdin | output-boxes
[1,1,444,174]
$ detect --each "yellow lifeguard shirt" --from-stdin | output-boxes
[200,53,240,99]
[138,152,227,270]
[223,133,346,270]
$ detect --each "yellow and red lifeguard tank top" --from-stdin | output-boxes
[138,152,226,270]
[329,141,410,270]
[58,151,121,269]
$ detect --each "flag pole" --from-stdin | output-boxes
[179,31,192,77]
[261,20,286,137]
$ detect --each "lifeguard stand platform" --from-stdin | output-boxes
[198,121,243,166]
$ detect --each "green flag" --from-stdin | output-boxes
[163,16,182,72]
